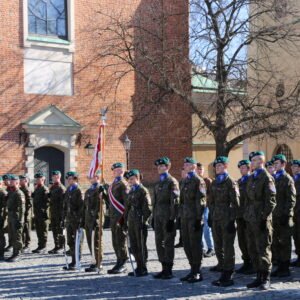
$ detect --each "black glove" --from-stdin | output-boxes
[166,220,175,233]
[260,219,267,231]
[151,217,155,230]
[207,213,212,228]
[280,214,289,226]
[194,219,202,232]
[226,220,236,234]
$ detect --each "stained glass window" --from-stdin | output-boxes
[28,0,68,40]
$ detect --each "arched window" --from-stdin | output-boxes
[28,0,68,40]
[275,144,293,162]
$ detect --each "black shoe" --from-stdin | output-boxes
[175,242,183,248]
[32,247,47,254]
[187,272,203,283]
[212,271,234,287]
[161,263,174,280]
[204,249,215,258]
[22,246,30,253]
[4,246,12,253]
[153,263,166,279]
[291,258,300,267]
[63,262,76,271]
[85,264,97,272]
[108,260,127,274]
[247,272,262,289]
[6,254,21,262]
[0,255,5,261]
[210,264,223,272]
[260,271,271,290]
[66,249,71,256]
[107,260,120,274]
[128,268,148,277]
[236,262,255,275]
[180,271,193,282]
[48,247,58,254]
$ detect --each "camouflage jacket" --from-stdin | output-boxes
[49,183,66,221]
[63,184,83,225]
[33,185,50,220]
[7,188,25,224]
[294,176,300,216]
[108,178,128,219]
[0,188,8,228]
[237,176,249,218]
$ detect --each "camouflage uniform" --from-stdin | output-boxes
[108,177,128,273]
[209,175,239,273]
[20,185,32,249]
[124,184,151,275]
[272,170,296,275]
[7,187,25,260]
[64,184,84,266]
[236,175,252,272]
[32,185,50,250]
[293,174,300,264]
[49,182,66,251]
[245,168,276,288]
[153,173,179,278]
[83,183,107,271]
[0,187,8,259]
[180,172,206,282]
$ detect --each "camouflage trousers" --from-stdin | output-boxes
[8,218,23,253]
[85,225,104,266]
[294,214,300,257]
[110,216,128,261]
[0,227,5,256]
[236,218,251,263]
[51,218,63,248]
[34,217,49,248]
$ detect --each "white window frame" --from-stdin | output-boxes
[23,0,75,52]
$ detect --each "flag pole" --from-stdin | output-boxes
[97,108,107,272]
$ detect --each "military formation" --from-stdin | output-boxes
[0,151,300,292]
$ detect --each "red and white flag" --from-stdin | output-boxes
[88,123,105,178]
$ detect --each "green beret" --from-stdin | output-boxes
[2,174,11,180]
[272,154,287,163]
[52,170,61,176]
[249,151,265,161]
[184,157,197,164]
[238,160,251,168]
[265,161,273,168]
[34,172,45,179]
[10,174,19,181]
[111,162,124,170]
[154,157,170,166]
[125,169,140,179]
[213,156,229,167]
[66,171,78,179]
[19,175,28,180]
[291,160,300,166]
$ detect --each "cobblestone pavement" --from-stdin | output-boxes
[1,229,300,300]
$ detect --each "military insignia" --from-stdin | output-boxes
[269,181,276,193]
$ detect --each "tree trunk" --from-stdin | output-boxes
[214,134,229,157]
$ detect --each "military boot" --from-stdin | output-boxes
[153,263,166,279]
[277,261,290,277]
[85,264,97,272]
[271,261,283,277]
[291,257,300,267]
[247,272,262,288]
[107,260,120,274]
[212,270,234,287]
[32,246,47,254]
[187,264,203,283]
[161,263,174,279]
[180,265,193,282]
[236,261,255,275]
[110,259,127,274]
[63,257,76,271]
[260,271,271,290]
[4,245,12,252]
[6,251,21,263]
[210,264,223,272]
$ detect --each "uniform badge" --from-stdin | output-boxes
[269,181,276,193]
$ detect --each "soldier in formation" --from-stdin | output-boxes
[0,176,8,261]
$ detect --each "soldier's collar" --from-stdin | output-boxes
[240,174,250,183]
[294,173,300,181]
[253,168,264,178]
[187,171,196,179]
[274,169,285,180]
[68,183,78,191]
[216,172,228,184]
[159,172,169,182]
[130,184,140,192]
[114,176,122,183]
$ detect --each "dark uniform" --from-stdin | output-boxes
[63,181,84,269]
[0,182,8,260]
[209,167,239,286]
[153,162,179,279]
[293,170,300,266]
[6,180,25,262]
[83,182,107,272]
[108,173,129,274]
[32,180,50,253]
[20,180,32,250]
[236,163,253,274]
[180,170,206,283]
[49,181,66,253]
[272,168,296,276]
[124,175,151,276]
[245,162,276,289]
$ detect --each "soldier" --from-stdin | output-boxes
[82,170,107,273]
[62,171,84,270]
[48,171,66,254]
[0,177,8,261]
[107,162,129,274]
[19,175,32,252]
[180,157,206,283]
[3,174,12,253]
[6,175,25,262]
[209,156,239,287]
[236,160,254,275]
[196,163,214,258]
[32,172,50,253]
[245,151,276,290]
[291,159,300,267]
[152,157,179,280]
[123,169,152,277]
[271,154,296,277]
[265,161,276,176]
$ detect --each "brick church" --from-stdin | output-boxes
[0,0,192,186]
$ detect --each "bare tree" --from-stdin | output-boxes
[90,0,300,156]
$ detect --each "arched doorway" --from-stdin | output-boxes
[34,146,65,185]
[274,144,293,174]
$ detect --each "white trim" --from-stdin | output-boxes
[23,0,75,52]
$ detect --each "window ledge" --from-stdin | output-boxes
[24,36,74,52]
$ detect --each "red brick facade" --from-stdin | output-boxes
[0,0,191,185]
